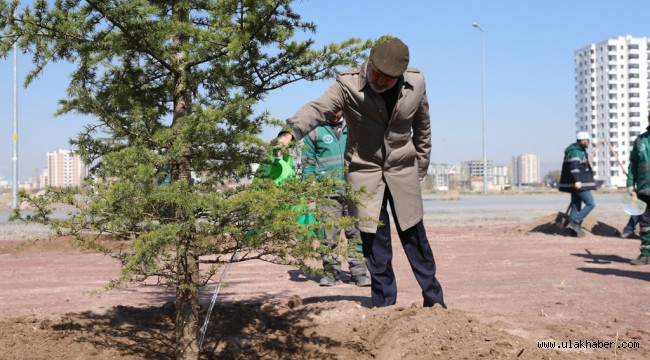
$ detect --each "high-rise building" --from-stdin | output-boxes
[46,149,89,187]
[575,35,650,188]
[460,160,494,182]
[512,154,540,186]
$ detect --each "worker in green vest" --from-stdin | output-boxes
[302,110,370,286]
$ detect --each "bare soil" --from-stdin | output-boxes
[0,204,649,359]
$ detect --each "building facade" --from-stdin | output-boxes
[46,149,89,187]
[575,35,650,188]
[427,163,459,191]
[512,154,541,186]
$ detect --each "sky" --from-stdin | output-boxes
[2,0,650,181]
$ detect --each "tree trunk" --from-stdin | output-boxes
[174,246,200,359]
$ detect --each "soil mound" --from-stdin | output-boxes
[0,300,577,360]
[522,213,621,237]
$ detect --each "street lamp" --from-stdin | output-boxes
[472,22,487,194]
[2,32,19,209]
[12,40,17,209]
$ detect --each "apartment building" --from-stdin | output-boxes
[512,154,540,186]
[460,159,494,184]
[46,149,89,187]
[575,35,650,188]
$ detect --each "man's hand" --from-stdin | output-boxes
[574,181,582,190]
[628,186,635,196]
[272,131,294,158]
[276,132,293,147]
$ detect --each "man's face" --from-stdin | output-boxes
[327,110,343,124]
[367,62,399,93]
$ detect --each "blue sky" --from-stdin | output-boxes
[1,0,650,181]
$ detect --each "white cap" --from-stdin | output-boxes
[576,131,590,140]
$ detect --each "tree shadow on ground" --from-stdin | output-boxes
[576,267,650,282]
[43,298,351,360]
[571,249,631,264]
[287,269,366,287]
[301,295,371,307]
[49,305,176,359]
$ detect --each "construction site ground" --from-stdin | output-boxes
[0,192,648,359]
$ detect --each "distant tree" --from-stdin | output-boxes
[0,1,371,358]
[546,170,561,187]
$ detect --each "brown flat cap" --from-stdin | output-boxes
[369,37,409,77]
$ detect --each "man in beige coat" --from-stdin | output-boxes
[277,37,445,308]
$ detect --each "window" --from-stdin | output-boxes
[629,83,640,88]
[629,44,640,49]
[629,54,639,59]
[629,102,640,107]
[629,73,640,78]
[630,93,640,98]
[630,121,641,126]
[629,63,640,69]
[630,112,641,117]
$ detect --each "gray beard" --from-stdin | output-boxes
[368,80,390,94]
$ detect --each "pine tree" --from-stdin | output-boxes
[0,1,370,358]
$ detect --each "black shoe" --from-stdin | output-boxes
[631,255,650,265]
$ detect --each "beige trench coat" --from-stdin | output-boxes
[287,62,431,233]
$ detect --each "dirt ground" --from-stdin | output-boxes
[0,199,649,359]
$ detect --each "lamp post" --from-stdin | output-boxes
[12,40,17,209]
[472,22,487,194]
[2,32,19,209]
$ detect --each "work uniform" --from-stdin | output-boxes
[288,61,445,308]
[302,121,367,282]
[559,141,596,226]
[627,129,650,259]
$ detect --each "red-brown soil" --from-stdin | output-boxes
[0,205,648,359]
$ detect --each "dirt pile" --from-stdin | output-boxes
[519,212,621,237]
[0,300,578,360]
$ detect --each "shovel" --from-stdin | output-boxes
[555,203,571,227]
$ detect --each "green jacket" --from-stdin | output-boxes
[559,142,596,192]
[627,130,650,195]
[301,122,347,181]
